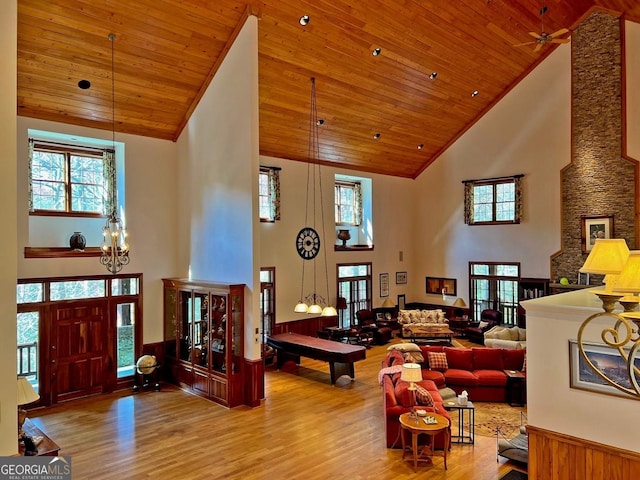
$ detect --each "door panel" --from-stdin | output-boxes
[51,302,109,403]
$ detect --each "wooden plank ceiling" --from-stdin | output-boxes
[16,0,640,178]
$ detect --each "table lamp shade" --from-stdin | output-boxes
[336,297,348,310]
[381,298,395,308]
[612,251,640,293]
[400,363,422,385]
[453,298,466,307]
[580,239,629,275]
[17,377,40,406]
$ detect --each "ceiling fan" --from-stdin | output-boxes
[514,5,570,52]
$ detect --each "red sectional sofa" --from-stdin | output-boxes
[381,345,526,448]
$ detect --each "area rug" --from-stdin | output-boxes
[499,469,528,480]
[470,402,526,437]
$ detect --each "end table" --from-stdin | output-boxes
[444,399,475,444]
[399,412,450,471]
[504,369,527,406]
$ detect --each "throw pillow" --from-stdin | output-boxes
[427,351,448,371]
[414,384,435,407]
[496,328,512,341]
[518,329,527,341]
[387,342,420,352]
[478,320,489,329]
[403,351,425,363]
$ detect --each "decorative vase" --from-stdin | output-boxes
[337,229,351,247]
[69,232,86,251]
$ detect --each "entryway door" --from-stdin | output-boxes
[50,301,112,403]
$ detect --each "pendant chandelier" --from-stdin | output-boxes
[100,33,130,274]
[293,78,336,317]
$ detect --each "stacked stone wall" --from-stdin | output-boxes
[551,11,636,282]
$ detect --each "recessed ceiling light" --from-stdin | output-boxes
[429,72,437,80]
[372,47,382,56]
[373,133,381,139]
[471,90,479,97]
[78,79,91,89]
[299,15,310,26]
[316,119,324,126]
[417,144,424,150]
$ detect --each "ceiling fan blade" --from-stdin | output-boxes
[549,28,569,38]
[528,31,541,39]
[551,38,570,44]
[534,43,543,53]
[514,41,537,47]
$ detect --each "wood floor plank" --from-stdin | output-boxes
[28,338,525,479]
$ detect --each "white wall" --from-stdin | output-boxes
[16,117,178,345]
[524,290,640,452]
[259,156,416,324]
[411,44,572,305]
[176,16,260,357]
[0,0,18,455]
[626,20,640,160]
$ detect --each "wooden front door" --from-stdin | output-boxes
[50,301,111,403]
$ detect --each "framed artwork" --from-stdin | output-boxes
[396,271,407,284]
[397,294,406,310]
[582,215,614,252]
[425,277,457,296]
[380,273,389,297]
[568,340,638,398]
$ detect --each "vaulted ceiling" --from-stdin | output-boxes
[16,1,640,178]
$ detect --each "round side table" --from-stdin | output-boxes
[399,412,450,471]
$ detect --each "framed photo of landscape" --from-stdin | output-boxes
[582,215,613,252]
[568,339,638,398]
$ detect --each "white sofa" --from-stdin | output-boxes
[397,309,448,337]
[483,325,526,349]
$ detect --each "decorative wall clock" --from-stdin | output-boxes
[296,227,320,259]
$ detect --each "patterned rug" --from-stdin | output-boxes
[456,401,527,437]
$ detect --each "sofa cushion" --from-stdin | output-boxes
[394,379,439,406]
[387,342,421,352]
[444,347,474,370]
[421,369,446,388]
[518,329,527,341]
[502,348,526,371]
[415,384,435,406]
[444,369,478,387]
[427,352,448,370]
[495,328,513,340]
[473,347,504,371]
[474,370,508,386]
[403,351,424,363]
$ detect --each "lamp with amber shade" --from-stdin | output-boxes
[17,377,40,437]
[579,238,629,312]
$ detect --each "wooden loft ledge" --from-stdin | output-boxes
[334,244,374,252]
[25,247,103,258]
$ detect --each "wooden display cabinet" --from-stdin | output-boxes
[517,277,550,328]
[163,278,245,407]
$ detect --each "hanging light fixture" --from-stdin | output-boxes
[100,33,130,274]
[293,77,336,317]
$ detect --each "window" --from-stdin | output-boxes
[337,263,372,328]
[469,262,520,325]
[260,267,275,351]
[335,180,362,226]
[29,139,115,216]
[463,175,523,225]
[259,167,281,222]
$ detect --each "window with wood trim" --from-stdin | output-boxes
[259,166,281,222]
[337,263,372,328]
[463,175,523,225]
[335,180,362,226]
[469,262,520,326]
[29,139,114,216]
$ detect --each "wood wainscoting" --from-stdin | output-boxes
[528,425,640,479]
[272,315,339,336]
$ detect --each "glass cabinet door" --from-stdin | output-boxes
[192,292,209,368]
[210,294,227,373]
[178,291,192,361]
[164,288,177,359]
[231,292,243,374]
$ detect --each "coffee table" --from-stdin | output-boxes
[405,326,454,345]
[399,412,450,471]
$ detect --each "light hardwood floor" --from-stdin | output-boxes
[28,339,525,479]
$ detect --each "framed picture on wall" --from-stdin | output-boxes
[582,215,614,252]
[396,272,407,284]
[397,294,406,310]
[425,277,457,296]
[380,273,389,297]
[568,340,637,398]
